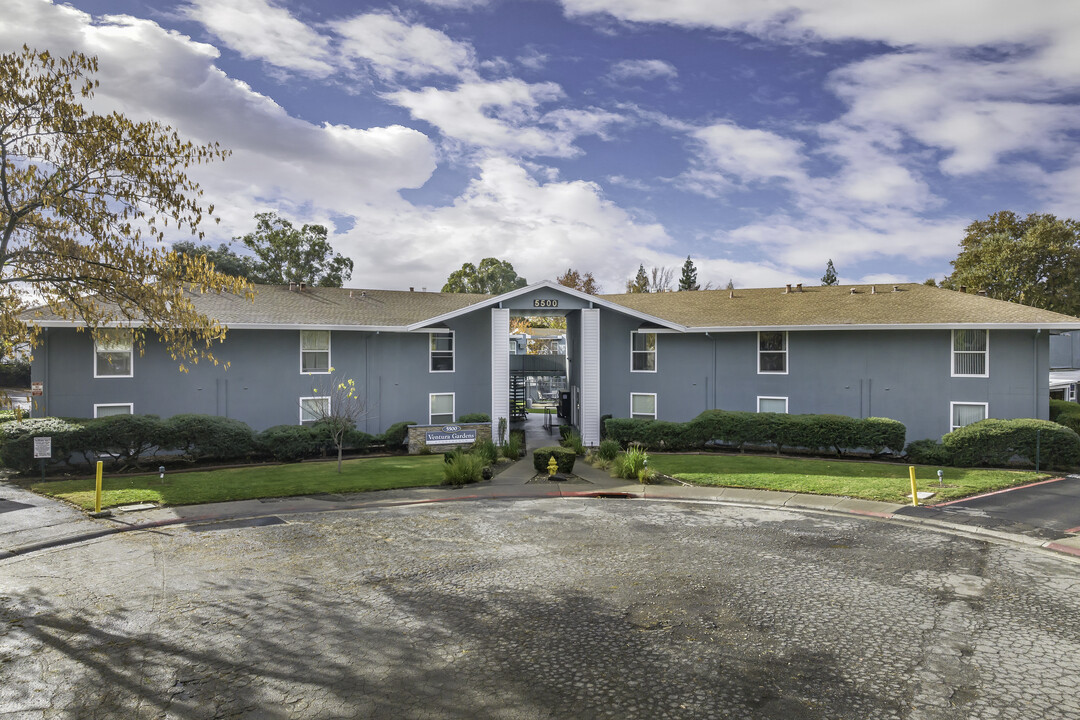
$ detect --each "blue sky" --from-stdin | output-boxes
[5,0,1080,292]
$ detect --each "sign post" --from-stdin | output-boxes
[33,436,51,482]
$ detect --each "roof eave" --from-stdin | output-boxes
[687,322,1080,332]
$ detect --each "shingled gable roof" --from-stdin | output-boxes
[24,281,1080,331]
[601,283,1080,331]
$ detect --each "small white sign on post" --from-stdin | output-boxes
[33,436,52,459]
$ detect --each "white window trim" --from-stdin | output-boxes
[93,403,133,418]
[630,392,657,420]
[300,330,332,375]
[757,396,789,414]
[93,332,134,379]
[429,392,456,425]
[951,329,989,378]
[299,396,330,424]
[950,401,988,432]
[630,331,657,373]
[757,331,788,375]
[430,331,455,373]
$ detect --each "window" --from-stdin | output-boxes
[631,331,657,372]
[94,329,133,378]
[758,331,787,374]
[430,393,455,425]
[430,332,454,372]
[94,403,133,418]
[509,339,518,355]
[952,330,988,377]
[951,402,987,431]
[301,331,331,373]
[300,396,329,424]
[757,396,788,414]
[630,393,657,420]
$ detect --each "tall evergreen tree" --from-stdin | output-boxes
[725,278,735,290]
[678,255,700,291]
[821,259,838,286]
[626,264,650,293]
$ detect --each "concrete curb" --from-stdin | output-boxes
[4,481,1080,562]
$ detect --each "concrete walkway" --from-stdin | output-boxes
[4,414,1080,560]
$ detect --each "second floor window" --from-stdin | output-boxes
[301,330,330,373]
[431,332,454,372]
[758,331,787,374]
[631,331,657,372]
[953,329,988,377]
[94,329,133,378]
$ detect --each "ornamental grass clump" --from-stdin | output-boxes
[442,450,486,486]
[614,444,652,483]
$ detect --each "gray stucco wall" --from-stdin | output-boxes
[598,309,1049,442]
[32,312,493,433]
[1050,332,1080,369]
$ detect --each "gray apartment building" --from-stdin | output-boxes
[27,281,1080,444]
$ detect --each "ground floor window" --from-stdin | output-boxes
[757,396,788,414]
[94,403,133,418]
[430,393,455,425]
[630,393,657,420]
[300,396,329,423]
[951,402,987,431]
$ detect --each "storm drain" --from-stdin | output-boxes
[185,516,287,533]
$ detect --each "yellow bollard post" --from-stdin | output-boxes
[909,465,918,507]
[95,460,103,514]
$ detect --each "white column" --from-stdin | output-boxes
[490,307,510,444]
[580,308,601,446]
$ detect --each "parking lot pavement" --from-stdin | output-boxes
[896,475,1080,539]
[0,480,104,557]
[2,498,1080,719]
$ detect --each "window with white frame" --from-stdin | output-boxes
[430,332,454,372]
[952,329,988,377]
[631,331,657,372]
[951,402,987,431]
[300,396,329,424]
[300,330,331,373]
[630,393,657,420]
[94,329,133,378]
[94,403,133,418]
[758,331,787,374]
[757,396,788,414]
[430,393,455,424]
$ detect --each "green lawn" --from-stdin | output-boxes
[31,455,447,510]
[647,453,1049,504]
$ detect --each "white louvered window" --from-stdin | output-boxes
[951,402,987,431]
[952,330,988,377]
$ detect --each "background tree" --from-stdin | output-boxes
[239,212,352,287]
[443,257,527,294]
[678,256,700,291]
[173,241,259,282]
[821,259,838,286]
[1,46,250,369]
[943,211,1080,315]
[556,268,601,294]
[725,279,735,290]
[626,264,650,293]
[648,266,675,292]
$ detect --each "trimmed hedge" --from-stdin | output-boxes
[164,414,256,462]
[904,439,954,466]
[380,421,416,448]
[942,418,1080,469]
[604,410,906,456]
[0,417,86,473]
[457,413,491,423]
[533,446,576,474]
[1050,399,1080,435]
[257,425,321,463]
[77,415,166,469]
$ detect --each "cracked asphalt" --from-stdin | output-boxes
[2,497,1079,719]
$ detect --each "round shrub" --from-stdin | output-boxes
[943,418,1080,469]
[380,421,416,448]
[76,414,166,469]
[533,446,576,474]
[1050,399,1080,435]
[905,439,954,466]
[258,425,320,462]
[164,414,256,462]
[596,439,620,462]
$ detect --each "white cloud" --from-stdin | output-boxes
[690,121,807,184]
[184,0,335,77]
[387,80,625,157]
[607,58,678,82]
[1,0,437,231]
[334,12,477,81]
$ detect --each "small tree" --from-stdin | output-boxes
[648,266,674,292]
[821,259,838,286]
[678,256,700,291]
[626,264,650,293]
[303,374,369,473]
